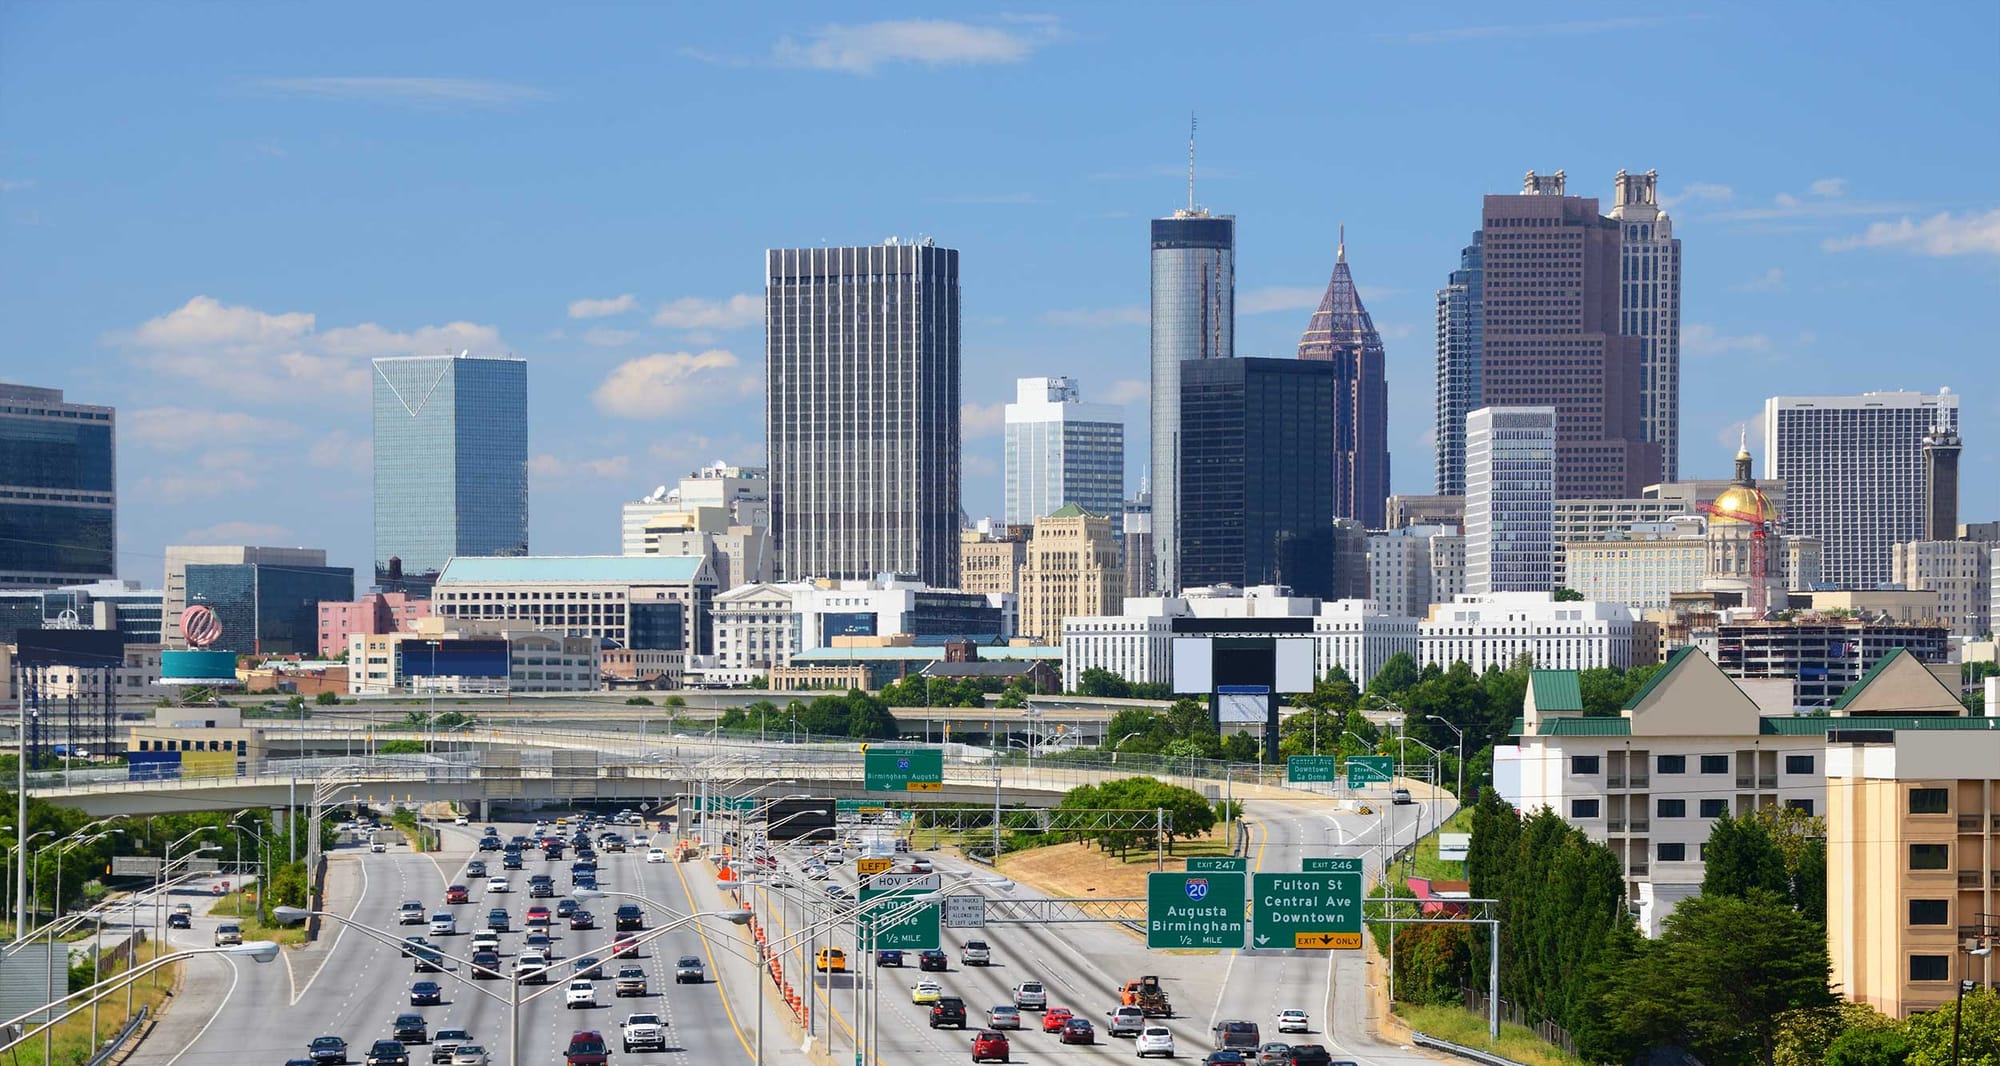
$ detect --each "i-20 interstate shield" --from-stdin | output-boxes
[1184,878,1209,901]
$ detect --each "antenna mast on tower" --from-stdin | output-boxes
[1187,112,1197,214]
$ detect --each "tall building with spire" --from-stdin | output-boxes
[1434,233,1483,496]
[1297,227,1391,530]
[1609,169,1683,482]
[1149,121,1233,594]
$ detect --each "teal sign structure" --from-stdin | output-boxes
[864,748,944,792]
[1146,871,1245,950]
[1345,755,1395,788]
[857,873,941,951]
[1302,856,1364,874]
[1286,755,1337,783]
[1187,856,1246,873]
[1251,871,1363,950]
[685,796,755,815]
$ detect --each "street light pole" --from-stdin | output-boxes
[1426,715,1465,801]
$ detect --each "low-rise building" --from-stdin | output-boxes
[348,617,600,694]
[432,554,715,656]
[1893,539,1992,640]
[1717,615,1952,711]
[1419,592,1643,672]
[316,591,431,658]
[959,527,1028,598]
[710,581,814,684]
[128,704,267,768]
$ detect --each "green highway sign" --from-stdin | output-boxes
[1286,755,1337,783]
[1346,755,1395,789]
[1302,856,1365,874]
[864,748,944,793]
[1146,871,1245,950]
[685,796,755,814]
[835,799,888,814]
[858,873,941,950]
[1187,856,1247,873]
[1252,871,1363,950]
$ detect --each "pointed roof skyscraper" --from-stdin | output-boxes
[1297,225,1391,529]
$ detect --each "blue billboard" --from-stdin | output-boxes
[402,639,510,678]
[821,612,878,643]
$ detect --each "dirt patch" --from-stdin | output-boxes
[996,832,1224,901]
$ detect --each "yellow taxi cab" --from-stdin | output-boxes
[815,947,848,973]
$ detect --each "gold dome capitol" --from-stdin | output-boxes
[1708,485,1777,525]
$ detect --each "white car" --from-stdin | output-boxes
[1276,1009,1310,1034]
[1136,1025,1176,1057]
[803,864,830,881]
[450,1047,490,1066]
[645,848,666,864]
[565,979,598,1009]
[454,815,469,826]
[370,841,388,854]
[430,913,456,936]
[470,930,500,952]
[487,877,510,894]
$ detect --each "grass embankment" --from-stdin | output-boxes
[995,826,1234,901]
[5,940,183,1066]
[1402,806,1475,882]
[1394,1004,1589,1066]
[209,889,308,946]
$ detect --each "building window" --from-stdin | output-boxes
[1909,787,1950,814]
[1658,842,1685,862]
[1570,755,1600,775]
[1657,754,1686,774]
[1784,754,1814,775]
[1570,799,1600,819]
[1699,754,1728,774]
[1699,799,1728,818]
[1909,899,1950,926]
[1658,799,1686,818]
[1909,955,1951,982]
[1785,798,1814,816]
[1910,844,1950,870]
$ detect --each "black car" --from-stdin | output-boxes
[502,853,524,870]
[363,1041,409,1066]
[470,950,503,978]
[545,844,565,860]
[614,904,644,931]
[929,996,968,1029]
[556,898,579,918]
[477,837,501,852]
[308,1035,349,1064]
[410,946,443,973]
[529,876,556,899]
[391,1013,427,1044]
[574,872,599,891]
[167,912,192,929]
[918,949,949,972]
[408,980,443,1005]
[1285,1046,1335,1066]
[569,910,595,930]
[573,955,604,980]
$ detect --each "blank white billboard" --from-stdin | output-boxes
[1171,637,1213,694]
[1274,638,1314,693]
[1218,691,1266,724]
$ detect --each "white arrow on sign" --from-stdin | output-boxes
[1255,935,1269,946]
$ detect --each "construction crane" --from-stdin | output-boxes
[1700,496,1771,616]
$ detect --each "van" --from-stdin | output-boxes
[214,923,242,946]
[1211,1019,1260,1050]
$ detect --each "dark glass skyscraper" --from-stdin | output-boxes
[1434,233,1483,495]
[185,560,354,655]
[1296,233,1390,530]
[1179,358,1336,599]
[765,241,961,587]
[1149,212,1234,593]
[0,383,115,589]
[371,354,528,594]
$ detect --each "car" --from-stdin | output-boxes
[614,904,644,931]
[409,980,443,1005]
[1391,787,1413,805]
[526,906,552,927]
[446,1047,487,1066]
[565,979,598,1009]
[470,930,500,952]
[525,932,555,956]
[308,1035,349,1064]
[516,953,551,984]
[470,950,503,978]
[918,949,949,972]
[486,908,510,932]
[987,1005,1022,1029]
[363,1040,409,1066]
[1107,1006,1146,1037]
[1276,1009,1309,1034]
[398,901,427,926]
[454,815,469,826]
[1041,1007,1073,1033]
[816,947,848,973]
[213,923,242,946]
[621,1012,668,1053]
[1202,1054,1249,1066]
[556,898,579,918]
[573,872,599,891]
[1060,1018,1096,1045]
[430,914,455,936]
[167,911,192,929]
[569,910,595,930]
[573,955,604,980]
[962,939,992,966]
[1285,1047,1335,1066]
[501,854,523,870]
[1212,1020,1261,1051]
[486,877,510,894]
[971,1029,1011,1063]
[477,837,501,852]
[410,944,444,973]
[466,860,488,878]
[675,955,705,984]
[1257,1043,1294,1065]
[908,857,934,873]
[931,996,969,1029]
[528,876,556,899]
[645,848,666,863]
[802,864,830,881]
[400,936,433,958]
[910,980,943,1005]
[444,885,470,905]
[612,935,639,959]
[1137,1025,1178,1058]
[1010,981,1045,1010]
[614,966,648,997]
[562,1031,610,1066]
[371,842,388,854]
[875,949,905,967]
[391,1012,428,1044]
[430,1030,470,1065]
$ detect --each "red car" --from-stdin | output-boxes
[562,1030,609,1066]
[612,936,639,959]
[1040,1007,1073,1033]
[1059,1018,1094,1045]
[444,885,469,904]
[970,1030,1010,1063]
[525,906,552,927]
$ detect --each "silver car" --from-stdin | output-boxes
[449,1047,490,1066]
[987,1005,1022,1029]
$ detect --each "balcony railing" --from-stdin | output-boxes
[1736,776,1754,789]
[1959,871,1984,888]
[1629,820,1651,833]
[1628,864,1649,877]
[1629,776,1650,789]
[1606,820,1625,833]
[1961,815,1983,832]
[1607,777,1626,789]
[1758,776,1778,789]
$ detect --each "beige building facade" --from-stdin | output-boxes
[1016,506,1121,645]
[958,531,1027,598]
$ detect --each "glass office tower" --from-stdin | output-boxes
[0,383,116,589]
[1003,377,1125,527]
[1149,212,1234,593]
[185,561,354,655]
[371,354,528,594]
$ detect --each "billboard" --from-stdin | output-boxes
[403,639,509,678]
[14,629,125,667]
[1217,686,1268,725]
[763,797,836,842]
[159,650,240,685]
[821,612,878,643]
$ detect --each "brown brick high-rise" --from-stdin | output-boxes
[1480,171,1661,497]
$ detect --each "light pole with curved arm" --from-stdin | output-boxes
[0,940,278,1056]
[1426,715,1466,801]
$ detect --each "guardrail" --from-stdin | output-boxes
[1409,1031,1529,1066]
[84,1004,148,1066]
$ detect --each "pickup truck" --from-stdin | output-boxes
[613,967,647,997]
[621,1013,669,1053]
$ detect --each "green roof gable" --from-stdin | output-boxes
[1622,646,1697,711]
[1528,671,1583,712]
[1045,503,1099,519]
[1831,647,1916,711]
[1511,712,1997,738]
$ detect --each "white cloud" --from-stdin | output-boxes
[963,452,1000,478]
[125,407,295,451]
[529,454,566,478]
[1822,209,2000,257]
[144,448,265,502]
[1042,305,1145,327]
[568,294,638,319]
[961,401,1006,439]
[768,19,1056,74]
[1659,182,1733,208]
[1238,287,1324,315]
[593,350,743,418]
[1104,379,1149,405]
[1808,177,1848,198]
[1734,268,1786,292]
[307,429,371,474]
[583,327,640,347]
[652,294,763,331]
[251,77,547,106]
[113,295,505,402]
[1683,323,1772,357]
[177,520,292,544]
[531,454,632,480]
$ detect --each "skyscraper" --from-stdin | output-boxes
[372,353,529,594]
[1150,207,1233,594]
[1122,483,1156,599]
[765,240,961,587]
[1003,376,1125,526]
[1179,358,1336,598]
[163,545,340,647]
[1479,171,1660,498]
[0,383,115,589]
[1466,406,1556,596]
[1297,230,1391,530]
[1609,170,1683,482]
[1434,233,1483,496]
[1922,426,1962,542]
[1765,390,1961,589]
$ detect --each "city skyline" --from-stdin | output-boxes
[1,4,1994,584]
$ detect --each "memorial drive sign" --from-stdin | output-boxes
[1146,871,1245,950]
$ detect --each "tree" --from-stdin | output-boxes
[1772,1003,1899,1066]
[1219,732,1258,762]
[1897,986,2000,1065]
[1552,587,1585,601]
[1704,814,1790,901]
[314,690,340,706]
[1076,667,1132,699]
[1823,1028,1910,1066]
[1366,652,1420,700]
[1105,707,1171,753]
[1301,667,1360,713]
[996,685,1027,709]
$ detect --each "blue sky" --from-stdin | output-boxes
[2,3,1995,587]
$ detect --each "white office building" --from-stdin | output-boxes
[1419,592,1637,672]
[1566,525,1710,612]
[621,463,770,556]
[1608,169,1683,482]
[430,555,717,656]
[1003,377,1125,527]
[1893,539,1992,640]
[1367,525,1464,619]
[710,580,816,683]
[1466,407,1555,596]
[1765,390,1960,590]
